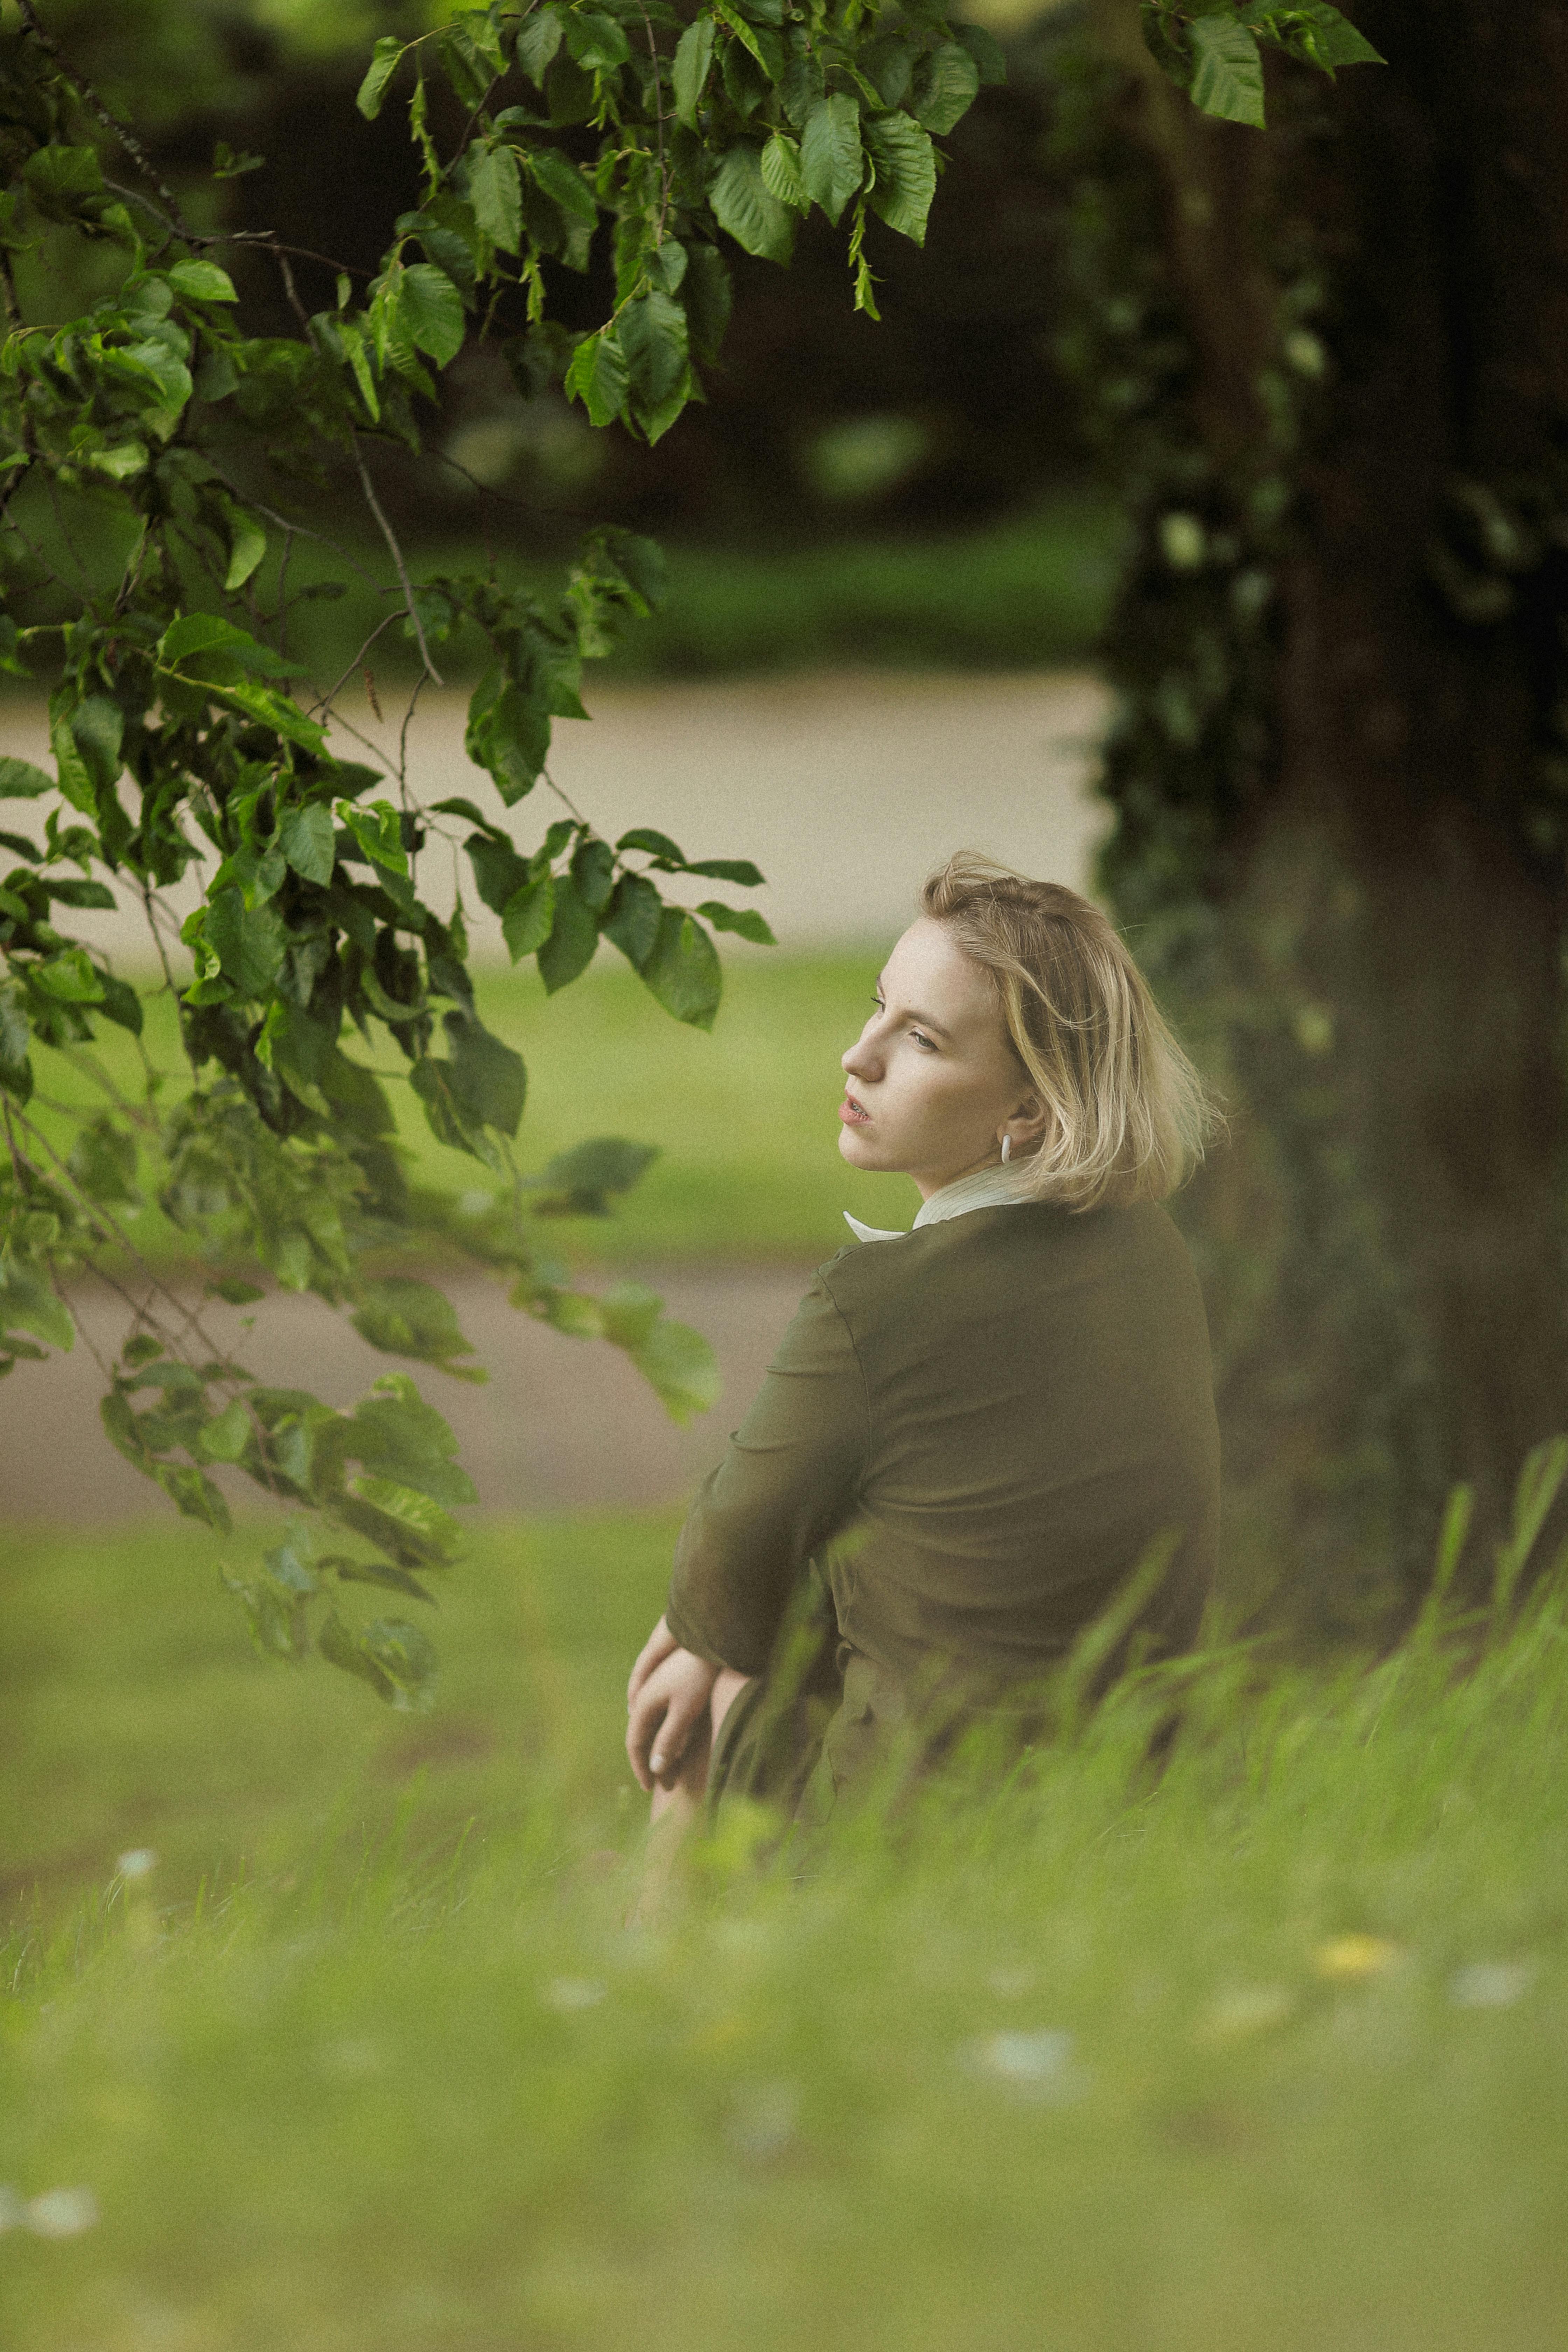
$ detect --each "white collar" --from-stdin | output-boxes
[844,1163,1030,1246]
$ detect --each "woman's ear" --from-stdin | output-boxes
[1007,1091,1049,1150]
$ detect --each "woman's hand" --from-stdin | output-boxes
[626,1615,720,1792]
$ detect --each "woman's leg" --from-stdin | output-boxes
[648,1667,752,1825]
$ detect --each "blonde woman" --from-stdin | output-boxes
[626,853,1222,1825]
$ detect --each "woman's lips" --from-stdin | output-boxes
[839,1095,869,1125]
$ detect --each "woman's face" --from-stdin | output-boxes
[839,918,1042,1199]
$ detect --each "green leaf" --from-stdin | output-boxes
[601,872,662,969]
[564,9,631,69]
[515,6,564,84]
[279,802,336,886]
[351,1276,484,1378]
[216,679,326,752]
[470,142,523,253]
[955,21,1008,85]
[0,1263,73,1352]
[630,1315,720,1423]
[341,1475,464,1566]
[465,671,552,805]
[155,1462,231,1532]
[96,971,143,1037]
[160,611,271,670]
[195,1398,254,1463]
[682,243,733,362]
[683,855,765,883]
[168,259,238,303]
[223,506,267,592]
[529,1135,659,1215]
[502,872,557,959]
[696,899,775,944]
[328,1557,437,1605]
[432,796,506,837]
[801,95,863,226]
[357,1617,440,1711]
[0,756,53,800]
[399,263,467,366]
[864,113,937,246]
[1188,17,1267,127]
[761,132,808,212]
[70,696,125,795]
[639,905,721,1029]
[564,325,630,427]
[444,1008,526,1136]
[673,14,716,124]
[23,145,103,211]
[204,888,286,997]
[537,877,600,992]
[620,291,689,433]
[345,1374,475,1509]
[68,1115,138,1203]
[527,146,600,226]
[356,34,404,118]
[912,42,980,134]
[33,948,105,1004]
[206,1276,266,1305]
[708,144,797,265]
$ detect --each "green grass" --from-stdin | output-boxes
[5,1509,1568,2349]
[3,488,1122,694]
[32,952,925,1270]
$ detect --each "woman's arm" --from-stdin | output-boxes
[665,1273,868,1674]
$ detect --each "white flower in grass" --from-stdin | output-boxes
[115,1849,157,1882]
[24,2187,99,2239]
[1449,1961,1536,2010]
[962,2029,1090,2102]
[544,1977,607,2012]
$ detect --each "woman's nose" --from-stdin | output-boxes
[842,1031,878,1079]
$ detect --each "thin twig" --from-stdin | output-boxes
[539,763,587,827]
[351,432,444,686]
[310,610,406,720]
[636,1,674,241]
[397,671,429,805]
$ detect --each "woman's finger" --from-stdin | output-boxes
[626,1614,676,1706]
[625,1682,668,1793]
[650,1684,705,1786]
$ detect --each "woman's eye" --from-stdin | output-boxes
[911,1030,935,1051]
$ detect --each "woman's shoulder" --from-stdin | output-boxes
[816,1196,1199,1318]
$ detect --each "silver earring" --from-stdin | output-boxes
[1001,1135,1012,1165]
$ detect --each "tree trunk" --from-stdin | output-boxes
[1087,1,1568,1624]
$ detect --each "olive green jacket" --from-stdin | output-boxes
[666,1199,1220,1723]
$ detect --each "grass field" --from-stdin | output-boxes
[3,490,1123,696]
[28,951,931,1272]
[5,1503,1568,2349]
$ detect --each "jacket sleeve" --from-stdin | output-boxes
[665,1273,868,1674]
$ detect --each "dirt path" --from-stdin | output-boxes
[0,670,1110,963]
[3,1267,813,1522]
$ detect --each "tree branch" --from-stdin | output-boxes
[351,432,444,687]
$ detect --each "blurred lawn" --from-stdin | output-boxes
[33,952,925,1268]
[3,488,1123,692]
[5,1511,1568,2349]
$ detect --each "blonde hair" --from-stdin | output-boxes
[921,852,1217,1211]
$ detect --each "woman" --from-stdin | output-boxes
[625,852,1222,1827]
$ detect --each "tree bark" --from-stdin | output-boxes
[1090,1,1568,1620]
